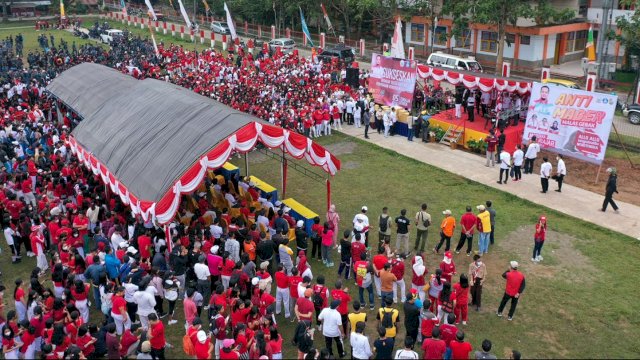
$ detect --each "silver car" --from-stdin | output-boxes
[211,21,230,34]
[268,38,296,53]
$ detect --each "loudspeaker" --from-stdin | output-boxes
[345,68,360,88]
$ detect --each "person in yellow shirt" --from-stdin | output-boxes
[376,297,400,339]
[347,301,368,333]
[476,205,492,255]
[435,210,456,253]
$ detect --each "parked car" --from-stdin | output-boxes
[268,38,296,53]
[211,21,230,34]
[622,103,640,125]
[542,78,580,89]
[317,45,355,64]
[426,52,483,72]
[100,29,124,44]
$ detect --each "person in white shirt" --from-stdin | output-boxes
[555,154,567,192]
[540,157,552,193]
[354,105,362,128]
[193,255,211,306]
[383,109,392,138]
[350,322,373,360]
[524,136,541,174]
[133,284,157,330]
[512,144,525,182]
[345,98,355,125]
[353,206,370,245]
[318,300,345,358]
[4,224,19,263]
[497,149,511,185]
[394,337,420,359]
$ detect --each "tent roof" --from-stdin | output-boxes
[46,63,340,223]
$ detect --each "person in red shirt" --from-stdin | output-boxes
[453,275,470,325]
[497,261,526,321]
[449,330,473,360]
[110,287,130,336]
[219,338,240,360]
[120,324,140,358]
[350,234,366,275]
[439,252,456,284]
[147,313,166,359]
[439,314,458,350]
[391,254,406,304]
[532,216,547,262]
[137,229,152,259]
[330,280,352,335]
[75,325,96,358]
[372,248,389,298]
[274,264,290,319]
[422,326,446,360]
[194,330,214,359]
[295,288,315,322]
[455,206,477,256]
[354,252,374,310]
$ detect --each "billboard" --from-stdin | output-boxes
[369,53,417,109]
[523,82,617,164]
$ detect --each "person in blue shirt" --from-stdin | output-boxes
[104,246,121,282]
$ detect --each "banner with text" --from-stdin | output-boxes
[369,53,417,109]
[523,82,616,164]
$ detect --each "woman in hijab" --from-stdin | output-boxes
[326,204,340,244]
[296,251,313,281]
[411,255,427,302]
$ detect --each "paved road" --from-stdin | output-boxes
[613,114,639,137]
[339,125,640,239]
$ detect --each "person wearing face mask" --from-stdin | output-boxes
[468,255,486,312]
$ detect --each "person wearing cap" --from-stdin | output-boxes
[497,261,526,321]
[219,338,239,359]
[29,224,48,274]
[435,210,455,254]
[318,299,346,358]
[193,330,213,359]
[532,216,547,262]
[390,253,406,304]
[439,251,456,284]
[601,167,619,212]
[476,205,492,255]
[295,285,315,322]
[468,255,487,312]
[353,206,370,246]
[136,340,153,359]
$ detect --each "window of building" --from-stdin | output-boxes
[411,23,425,43]
[433,26,448,46]
[506,33,515,45]
[457,29,472,49]
[565,30,587,53]
[480,31,498,52]
[520,35,531,45]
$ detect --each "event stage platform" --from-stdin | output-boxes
[428,108,525,152]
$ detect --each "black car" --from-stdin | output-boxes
[623,103,640,125]
[317,45,355,64]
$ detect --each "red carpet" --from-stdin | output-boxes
[429,108,525,152]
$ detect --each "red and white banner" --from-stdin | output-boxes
[416,64,531,95]
[369,53,417,109]
[68,122,340,224]
[523,82,616,164]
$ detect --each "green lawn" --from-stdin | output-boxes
[5,132,637,358]
[0,26,105,60]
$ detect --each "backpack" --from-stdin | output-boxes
[379,215,388,233]
[420,212,431,228]
[182,334,196,356]
[312,286,325,308]
[441,298,454,313]
[381,308,394,328]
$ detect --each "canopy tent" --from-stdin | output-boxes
[416,64,532,95]
[46,63,340,224]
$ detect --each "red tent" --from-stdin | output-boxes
[416,64,532,95]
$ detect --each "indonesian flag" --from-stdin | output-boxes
[390,18,405,59]
[586,25,596,62]
[320,3,333,32]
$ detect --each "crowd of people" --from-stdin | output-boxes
[0,32,535,360]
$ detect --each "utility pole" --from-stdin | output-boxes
[596,0,612,82]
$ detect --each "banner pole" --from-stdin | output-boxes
[594,163,603,184]
[611,123,635,168]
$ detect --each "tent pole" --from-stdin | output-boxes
[326,179,331,212]
[244,152,249,177]
[281,148,287,199]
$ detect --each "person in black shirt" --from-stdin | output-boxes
[373,325,395,359]
[337,230,352,280]
[170,245,188,298]
[294,220,308,254]
[394,209,410,255]
[256,232,275,273]
[403,293,420,344]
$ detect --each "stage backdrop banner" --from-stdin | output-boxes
[369,53,417,109]
[523,82,617,164]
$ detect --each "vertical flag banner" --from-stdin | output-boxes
[300,7,314,47]
[177,0,192,29]
[522,82,617,164]
[586,25,596,62]
[320,3,334,33]
[144,0,157,20]
[60,0,65,17]
[202,0,210,14]
[390,18,405,59]
[224,2,238,40]
[120,0,127,16]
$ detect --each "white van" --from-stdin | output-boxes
[426,52,483,72]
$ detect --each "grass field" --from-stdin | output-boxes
[2,132,639,359]
[0,23,638,358]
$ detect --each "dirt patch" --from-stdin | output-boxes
[499,225,599,284]
[323,141,357,156]
[341,161,360,170]
[536,150,640,206]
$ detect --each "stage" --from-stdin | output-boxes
[428,108,525,152]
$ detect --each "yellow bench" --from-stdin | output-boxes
[282,198,319,235]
